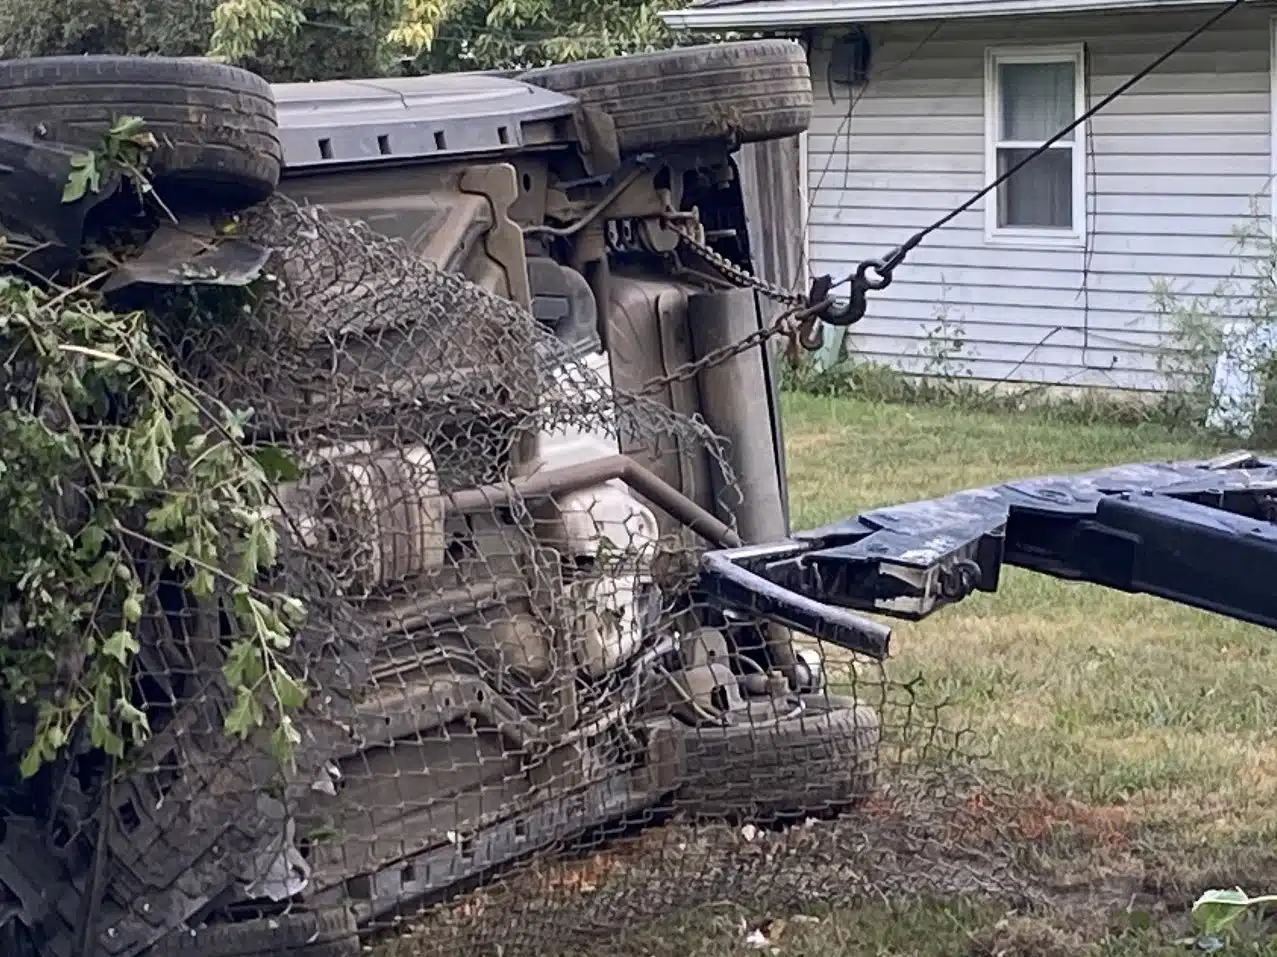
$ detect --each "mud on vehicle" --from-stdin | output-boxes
[0,42,883,957]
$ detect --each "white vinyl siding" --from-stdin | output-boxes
[807,7,1273,391]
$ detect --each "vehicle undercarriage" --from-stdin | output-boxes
[0,41,883,957]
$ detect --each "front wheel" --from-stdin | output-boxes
[0,55,282,211]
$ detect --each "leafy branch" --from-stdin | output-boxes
[0,276,310,776]
[63,115,160,205]
[0,117,310,779]
[1150,195,1277,440]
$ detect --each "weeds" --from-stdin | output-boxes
[780,353,1190,432]
[1151,199,1277,444]
[787,199,1277,445]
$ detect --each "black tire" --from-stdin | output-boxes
[519,40,812,154]
[0,56,281,210]
[146,908,359,957]
[676,695,880,821]
[0,917,38,957]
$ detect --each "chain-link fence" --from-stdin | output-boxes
[0,194,1024,957]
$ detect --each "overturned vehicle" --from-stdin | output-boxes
[0,43,880,957]
[5,40,1271,957]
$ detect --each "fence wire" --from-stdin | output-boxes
[1,195,1024,957]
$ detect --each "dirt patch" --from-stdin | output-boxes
[950,789,1133,849]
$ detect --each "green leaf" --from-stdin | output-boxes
[225,685,264,738]
[102,629,140,666]
[251,446,301,483]
[62,153,101,203]
[89,708,114,750]
[232,587,254,621]
[139,415,172,485]
[108,115,147,139]
[189,567,216,598]
[274,669,308,710]
[280,596,306,626]
[117,699,151,739]
[145,499,186,534]
[1191,888,1277,936]
[223,639,265,688]
[19,742,46,779]
[75,524,108,561]
[238,521,277,578]
[99,724,126,758]
[307,823,341,844]
[270,714,301,769]
[267,628,291,651]
[122,594,143,625]
[88,556,118,586]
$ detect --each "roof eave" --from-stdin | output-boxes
[659,0,1243,31]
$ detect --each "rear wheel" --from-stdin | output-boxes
[0,55,282,210]
[519,40,812,154]
[676,694,880,821]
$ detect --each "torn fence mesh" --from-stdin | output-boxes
[17,195,998,957]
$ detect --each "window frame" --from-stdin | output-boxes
[983,43,1088,248]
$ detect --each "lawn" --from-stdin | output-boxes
[760,393,1277,956]
[784,392,1276,820]
[383,394,1277,957]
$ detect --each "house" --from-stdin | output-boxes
[661,0,1273,392]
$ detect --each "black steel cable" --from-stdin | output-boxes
[827,0,1247,320]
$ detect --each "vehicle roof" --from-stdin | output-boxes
[272,73,579,171]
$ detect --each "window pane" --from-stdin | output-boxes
[999,60,1076,142]
[997,147,1072,229]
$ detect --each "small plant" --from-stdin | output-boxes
[918,291,975,387]
[1183,888,1277,952]
[62,115,160,204]
[0,276,309,776]
[1151,196,1277,441]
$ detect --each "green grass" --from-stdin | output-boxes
[774,393,1277,955]
[583,905,1277,957]
[785,394,1277,822]
[385,395,1277,957]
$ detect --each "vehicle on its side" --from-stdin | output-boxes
[4,37,1274,957]
[0,44,881,957]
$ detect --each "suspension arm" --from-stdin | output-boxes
[698,451,1277,650]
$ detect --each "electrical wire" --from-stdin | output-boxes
[1080,39,1098,368]
[796,24,943,295]
[844,0,1247,296]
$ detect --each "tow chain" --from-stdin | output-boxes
[635,218,832,396]
[665,219,807,309]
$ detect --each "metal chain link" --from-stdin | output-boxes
[665,219,807,308]
[633,219,826,396]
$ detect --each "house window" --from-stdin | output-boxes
[984,45,1086,244]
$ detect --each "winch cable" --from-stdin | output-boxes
[820,0,1247,326]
